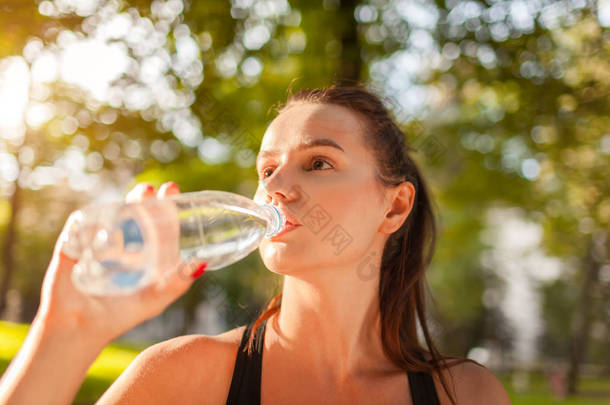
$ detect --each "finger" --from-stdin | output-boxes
[53,251,79,276]
[168,260,207,285]
[158,181,180,198]
[139,261,206,307]
[53,210,83,261]
[44,211,82,292]
[126,183,156,203]
[190,262,207,279]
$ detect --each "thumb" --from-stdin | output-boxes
[53,210,83,262]
[43,211,83,292]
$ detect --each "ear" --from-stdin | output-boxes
[378,181,416,234]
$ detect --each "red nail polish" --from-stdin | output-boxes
[191,263,207,279]
[160,182,179,194]
[145,184,155,193]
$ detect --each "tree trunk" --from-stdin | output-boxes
[0,183,20,316]
[338,0,361,84]
[566,234,603,395]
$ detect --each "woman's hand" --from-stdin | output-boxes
[0,181,206,405]
[38,181,206,345]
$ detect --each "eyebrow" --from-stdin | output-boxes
[256,138,345,165]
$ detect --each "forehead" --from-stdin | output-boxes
[259,102,367,154]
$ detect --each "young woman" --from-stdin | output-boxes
[0,86,511,404]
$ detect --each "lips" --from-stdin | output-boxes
[270,210,302,239]
[281,210,302,226]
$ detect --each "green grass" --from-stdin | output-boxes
[2,321,609,404]
[499,372,610,405]
[0,320,146,404]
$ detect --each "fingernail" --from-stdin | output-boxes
[160,181,178,192]
[145,184,155,193]
[191,263,207,279]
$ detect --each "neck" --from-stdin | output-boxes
[268,249,399,384]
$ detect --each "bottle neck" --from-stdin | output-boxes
[257,204,285,237]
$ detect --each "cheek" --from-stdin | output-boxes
[308,178,383,253]
[324,175,382,223]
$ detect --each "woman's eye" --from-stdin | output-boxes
[310,157,333,171]
[259,157,333,179]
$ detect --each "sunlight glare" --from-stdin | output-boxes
[25,102,56,128]
[60,39,129,101]
[31,51,59,83]
[600,0,610,27]
[0,57,29,143]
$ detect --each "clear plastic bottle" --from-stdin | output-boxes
[61,190,285,295]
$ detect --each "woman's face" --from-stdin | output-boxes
[253,102,391,276]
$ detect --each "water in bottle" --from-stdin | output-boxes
[61,190,285,295]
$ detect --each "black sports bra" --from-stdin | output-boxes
[225,318,441,404]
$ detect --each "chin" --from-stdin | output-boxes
[258,242,313,275]
[259,247,296,272]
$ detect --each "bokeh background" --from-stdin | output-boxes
[0,0,608,403]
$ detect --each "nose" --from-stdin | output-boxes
[260,167,298,205]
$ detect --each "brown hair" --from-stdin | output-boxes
[246,84,476,404]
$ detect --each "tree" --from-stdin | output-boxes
[422,0,608,393]
[0,0,209,314]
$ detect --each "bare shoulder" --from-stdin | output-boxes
[433,360,512,405]
[97,325,247,405]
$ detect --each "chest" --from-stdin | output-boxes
[260,357,413,405]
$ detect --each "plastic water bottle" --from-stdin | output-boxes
[60,190,285,295]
